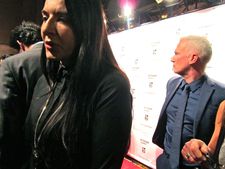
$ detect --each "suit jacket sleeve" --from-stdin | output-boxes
[0,45,42,166]
[0,60,19,140]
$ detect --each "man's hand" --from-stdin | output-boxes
[181,139,210,163]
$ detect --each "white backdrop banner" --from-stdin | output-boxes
[108,4,225,168]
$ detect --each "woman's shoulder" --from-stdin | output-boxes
[100,69,130,90]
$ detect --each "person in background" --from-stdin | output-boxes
[0,44,18,63]
[152,35,225,169]
[23,0,132,169]
[9,20,41,52]
[0,21,42,169]
[0,21,40,64]
[181,100,225,168]
[0,54,10,63]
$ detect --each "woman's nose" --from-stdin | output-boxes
[42,18,55,36]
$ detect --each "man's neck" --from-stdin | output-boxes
[183,72,205,84]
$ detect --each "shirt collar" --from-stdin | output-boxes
[180,80,187,90]
[184,75,206,92]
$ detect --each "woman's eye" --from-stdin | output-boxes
[58,15,70,23]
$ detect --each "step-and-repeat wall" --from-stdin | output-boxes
[108,4,225,169]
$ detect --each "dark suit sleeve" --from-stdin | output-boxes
[0,45,42,144]
[90,72,132,169]
[0,44,42,168]
[0,60,20,140]
[1,61,20,167]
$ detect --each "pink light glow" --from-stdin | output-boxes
[119,0,138,9]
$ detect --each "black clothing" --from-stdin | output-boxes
[25,67,132,169]
[0,42,43,169]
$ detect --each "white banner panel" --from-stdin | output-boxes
[108,4,225,168]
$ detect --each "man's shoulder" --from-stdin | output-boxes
[205,76,225,90]
[203,76,225,101]
[169,75,182,81]
[3,42,42,66]
[167,75,182,85]
[30,41,43,51]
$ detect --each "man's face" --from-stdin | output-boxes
[171,39,191,76]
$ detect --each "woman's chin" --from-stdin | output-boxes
[45,52,58,60]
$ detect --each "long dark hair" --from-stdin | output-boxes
[39,0,127,167]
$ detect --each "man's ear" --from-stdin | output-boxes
[17,40,26,52]
[189,53,199,64]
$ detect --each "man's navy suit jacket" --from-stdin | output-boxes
[153,75,225,150]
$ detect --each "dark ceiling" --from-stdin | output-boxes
[102,0,224,33]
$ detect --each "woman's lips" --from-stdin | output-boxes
[45,41,54,50]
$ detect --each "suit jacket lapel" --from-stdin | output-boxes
[193,78,215,137]
[159,79,182,119]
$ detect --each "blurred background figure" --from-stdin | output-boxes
[0,21,42,64]
[0,44,18,63]
[9,20,41,53]
[0,20,42,169]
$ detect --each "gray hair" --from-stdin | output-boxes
[181,35,212,65]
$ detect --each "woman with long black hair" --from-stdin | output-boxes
[24,0,132,168]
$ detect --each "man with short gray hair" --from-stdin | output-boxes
[152,35,225,169]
